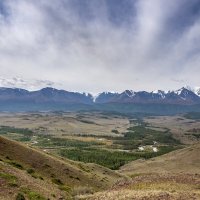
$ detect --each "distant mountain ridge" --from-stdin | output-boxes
[95,87,200,105]
[0,87,93,104]
[0,86,200,105]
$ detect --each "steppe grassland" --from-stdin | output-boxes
[144,115,200,144]
[0,112,129,137]
[0,112,194,170]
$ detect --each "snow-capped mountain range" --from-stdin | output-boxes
[0,86,200,105]
[94,87,200,104]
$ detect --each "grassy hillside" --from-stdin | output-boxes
[0,136,127,199]
[119,143,200,175]
[75,143,200,200]
[77,173,200,200]
[0,160,65,200]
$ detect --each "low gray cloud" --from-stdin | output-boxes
[171,78,186,84]
[0,0,200,93]
[0,76,60,91]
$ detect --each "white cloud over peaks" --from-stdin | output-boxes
[0,76,60,91]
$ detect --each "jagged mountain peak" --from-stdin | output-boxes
[152,90,165,94]
[123,90,135,98]
[93,91,119,103]
[194,87,200,96]
[172,86,200,99]
[174,87,189,95]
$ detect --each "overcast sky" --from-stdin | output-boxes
[0,0,200,94]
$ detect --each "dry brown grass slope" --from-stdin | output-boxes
[76,144,200,200]
[0,136,127,199]
[0,160,66,200]
[119,143,200,175]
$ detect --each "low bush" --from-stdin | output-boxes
[27,168,35,174]
[16,193,25,200]
[52,178,63,185]
[10,161,23,170]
